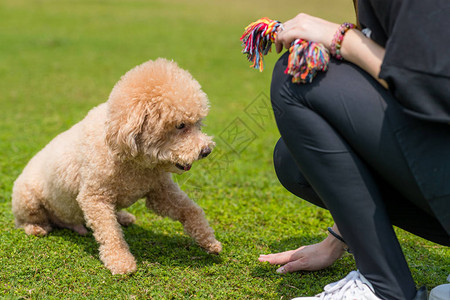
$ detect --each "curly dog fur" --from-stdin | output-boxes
[12,58,221,274]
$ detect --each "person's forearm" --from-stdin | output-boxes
[340,29,388,89]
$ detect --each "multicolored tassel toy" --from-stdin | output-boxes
[240,17,330,84]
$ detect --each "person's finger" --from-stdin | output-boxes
[283,19,294,29]
[277,29,301,53]
[276,259,309,274]
[275,29,284,53]
[275,40,283,53]
[283,40,291,50]
[276,33,293,54]
[258,249,297,265]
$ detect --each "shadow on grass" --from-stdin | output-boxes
[50,223,222,270]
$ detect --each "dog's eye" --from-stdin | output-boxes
[176,123,186,130]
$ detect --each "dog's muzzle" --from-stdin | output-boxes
[175,146,212,171]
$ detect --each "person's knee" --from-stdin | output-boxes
[273,138,307,194]
[273,138,291,185]
[273,138,326,208]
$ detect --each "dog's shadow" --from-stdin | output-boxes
[52,223,222,270]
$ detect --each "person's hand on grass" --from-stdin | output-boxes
[258,233,347,273]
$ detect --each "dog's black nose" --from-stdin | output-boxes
[200,146,212,158]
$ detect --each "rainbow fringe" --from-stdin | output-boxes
[287,39,329,83]
[240,17,330,84]
[240,17,282,72]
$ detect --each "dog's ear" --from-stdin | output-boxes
[104,101,148,160]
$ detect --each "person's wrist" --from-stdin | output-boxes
[330,22,356,59]
[323,23,340,50]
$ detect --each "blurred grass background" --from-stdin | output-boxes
[0,0,448,298]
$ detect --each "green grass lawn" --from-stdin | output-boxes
[0,0,448,298]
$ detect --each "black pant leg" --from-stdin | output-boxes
[273,137,326,209]
[274,137,449,245]
[271,52,420,300]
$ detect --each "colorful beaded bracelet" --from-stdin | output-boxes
[330,22,356,60]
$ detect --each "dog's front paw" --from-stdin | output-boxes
[204,240,222,254]
[101,250,137,275]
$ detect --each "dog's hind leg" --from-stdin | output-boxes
[116,210,136,227]
[12,181,52,236]
[145,180,222,254]
[47,213,88,235]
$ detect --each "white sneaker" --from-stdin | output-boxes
[429,275,450,300]
[429,284,450,300]
[291,270,381,300]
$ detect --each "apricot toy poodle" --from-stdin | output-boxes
[12,58,222,274]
